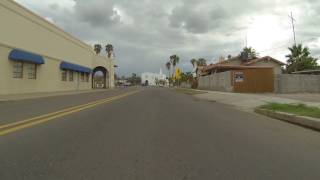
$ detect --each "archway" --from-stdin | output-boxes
[92,66,109,89]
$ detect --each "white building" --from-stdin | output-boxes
[141,69,166,86]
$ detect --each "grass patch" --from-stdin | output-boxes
[175,88,207,95]
[260,103,320,118]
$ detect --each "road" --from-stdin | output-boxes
[1,87,320,179]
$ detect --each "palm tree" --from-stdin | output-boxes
[240,47,258,60]
[286,44,319,73]
[170,55,180,76]
[166,62,171,77]
[190,58,197,67]
[94,44,102,54]
[105,44,114,58]
[197,58,207,66]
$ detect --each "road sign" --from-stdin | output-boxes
[173,68,182,80]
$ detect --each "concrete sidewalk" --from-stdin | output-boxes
[194,90,320,112]
[0,89,115,102]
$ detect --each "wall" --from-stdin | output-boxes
[198,71,232,92]
[232,68,274,93]
[180,82,191,89]
[0,45,92,95]
[275,74,320,93]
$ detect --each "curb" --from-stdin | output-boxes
[255,108,320,131]
[0,89,115,102]
[175,87,208,93]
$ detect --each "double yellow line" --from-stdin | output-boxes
[0,90,140,136]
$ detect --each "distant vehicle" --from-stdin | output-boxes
[95,84,104,88]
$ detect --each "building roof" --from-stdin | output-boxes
[216,56,286,66]
[291,69,320,74]
[201,65,273,76]
[243,56,286,66]
[201,56,286,75]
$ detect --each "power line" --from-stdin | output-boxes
[258,37,317,54]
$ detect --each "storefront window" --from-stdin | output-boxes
[85,73,89,82]
[61,70,67,81]
[27,63,37,79]
[80,72,85,82]
[69,71,74,81]
[13,61,23,78]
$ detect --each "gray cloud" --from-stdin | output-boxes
[15,0,320,76]
[74,0,121,27]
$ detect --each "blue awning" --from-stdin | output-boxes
[60,61,91,73]
[9,49,45,64]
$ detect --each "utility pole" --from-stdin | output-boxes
[289,12,296,45]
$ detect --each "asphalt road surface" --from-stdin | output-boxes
[1,87,320,180]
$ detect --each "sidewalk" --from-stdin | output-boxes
[0,89,114,102]
[194,90,320,112]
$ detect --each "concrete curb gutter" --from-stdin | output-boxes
[255,108,320,131]
[175,87,208,93]
[0,89,115,102]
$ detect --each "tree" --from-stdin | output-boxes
[94,44,102,54]
[240,47,258,61]
[166,62,171,77]
[190,58,197,67]
[180,72,193,83]
[197,58,207,66]
[105,44,114,58]
[127,73,141,85]
[286,44,319,73]
[170,55,180,72]
[170,55,180,66]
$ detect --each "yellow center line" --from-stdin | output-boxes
[0,90,140,136]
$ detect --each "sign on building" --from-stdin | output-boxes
[234,72,244,83]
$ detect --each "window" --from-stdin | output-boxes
[61,70,67,81]
[85,73,89,82]
[69,71,74,81]
[80,72,85,82]
[13,61,23,78]
[27,63,37,79]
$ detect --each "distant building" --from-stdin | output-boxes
[141,69,166,86]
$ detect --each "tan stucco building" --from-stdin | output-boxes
[0,0,115,95]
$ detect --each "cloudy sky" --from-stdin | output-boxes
[16,0,320,76]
